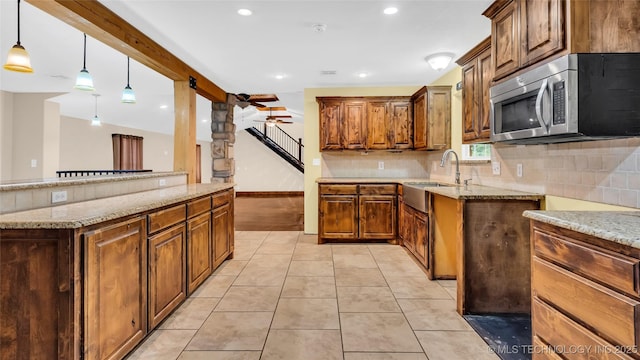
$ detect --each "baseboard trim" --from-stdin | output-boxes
[236,191,304,198]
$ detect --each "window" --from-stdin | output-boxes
[461,144,491,161]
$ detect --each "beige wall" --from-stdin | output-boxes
[303,68,640,234]
[234,125,304,192]
[2,92,64,180]
[0,91,14,181]
[59,115,212,182]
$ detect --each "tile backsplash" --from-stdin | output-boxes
[322,137,640,209]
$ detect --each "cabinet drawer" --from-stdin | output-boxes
[319,184,358,195]
[187,196,211,218]
[359,184,396,195]
[533,257,640,347]
[213,190,232,208]
[148,204,186,234]
[532,298,635,360]
[532,336,563,360]
[534,228,640,296]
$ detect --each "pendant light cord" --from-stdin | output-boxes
[82,33,87,69]
[127,57,130,86]
[94,95,98,117]
[16,0,22,46]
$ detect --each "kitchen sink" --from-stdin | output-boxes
[403,182,457,212]
[404,181,455,188]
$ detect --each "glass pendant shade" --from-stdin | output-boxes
[74,33,94,91]
[4,0,33,73]
[75,69,94,91]
[121,86,136,103]
[121,57,136,103]
[90,94,101,126]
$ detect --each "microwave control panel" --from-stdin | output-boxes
[552,81,566,125]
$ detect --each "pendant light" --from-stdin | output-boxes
[75,33,95,91]
[3,0,33,73]
[91,94,101,126]
[121,56,136,103]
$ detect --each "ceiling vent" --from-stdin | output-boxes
[320,70,337,75]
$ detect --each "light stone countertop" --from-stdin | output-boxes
[0,171,186,191]
[523,210,640,249]
[316,177,544,201]
[0,183,234,230]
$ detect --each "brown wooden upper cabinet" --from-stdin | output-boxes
[318,97,413,151]
[483,0,640,81]
[318,89,450,151]
[456,37,493,143]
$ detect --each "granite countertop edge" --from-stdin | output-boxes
[316,177,544,200]
[0,171,187,191]
[523,210,640,249]
[0,183,234,230]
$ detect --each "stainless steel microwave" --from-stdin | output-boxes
[490,53,640,144]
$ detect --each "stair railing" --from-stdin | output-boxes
[254,123,304,168]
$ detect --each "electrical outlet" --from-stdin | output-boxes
[492,161,501,175]
[51,190,67,203]
[312,158,321,166]
[517,163,523,177]
[378,161,384,170]
[31,159,37,168]
[159,179,167,186]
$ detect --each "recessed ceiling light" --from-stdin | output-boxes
[275,74,285,80]
[358,72,368,78]
[159,105,168,109]
[237,9,252,16]
[384,7,398,15]
[202,118,208,123]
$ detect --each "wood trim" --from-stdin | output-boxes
[173,81,197,183]
[236,191,304,198]
[482,0,513,19]
[455,36,491,66]
[25,0,226,102]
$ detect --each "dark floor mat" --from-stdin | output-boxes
[464,314,532,360]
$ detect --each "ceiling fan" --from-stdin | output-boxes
[233,93,279,109]
[254,107,293,126]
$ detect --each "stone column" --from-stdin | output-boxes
[210,93,236,183]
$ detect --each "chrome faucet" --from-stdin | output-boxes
[440,149,460,184]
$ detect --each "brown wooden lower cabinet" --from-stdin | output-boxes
[401,203,429,269]
[213,189,235,269]
[187,211,212,294]
[318,183,396,243]
[531,221,640,360]
[84,216,148,360]
[0,187,235,360]
[148,224,187,329]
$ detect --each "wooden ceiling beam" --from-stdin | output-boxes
[26,0,227,102]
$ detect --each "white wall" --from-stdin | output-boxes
[59,115,212,182]
[233,123,304,191]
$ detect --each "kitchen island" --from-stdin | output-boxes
[0,182,235,360]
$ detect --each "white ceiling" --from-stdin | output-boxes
[0,0,493,141]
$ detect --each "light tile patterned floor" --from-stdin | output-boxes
[127,231,500,360]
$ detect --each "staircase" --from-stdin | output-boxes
[245,124,304,173]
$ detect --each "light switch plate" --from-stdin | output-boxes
[517,164,523,177]
[312,158,321,166]
[492,161,501,175]
[159,179,167,186]
[378,161,384,170]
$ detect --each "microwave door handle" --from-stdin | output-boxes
[535,79,550,133]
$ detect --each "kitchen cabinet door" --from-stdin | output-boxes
[412,87,428,150]
[319,194,358,241]
[390,100,413,149]
[520,0,563,66]
[187,211,212,294]
[366,101,391,150]
[491,0,520,80]
[148,224,187,329]
[84,216,147,360]
[401,204,416,253]
[343,101,367,150]
[426,86,451,150]
[213,202,232,269]
[413,210,429,268]
[319,100,343,150]
[359,194,396,240]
